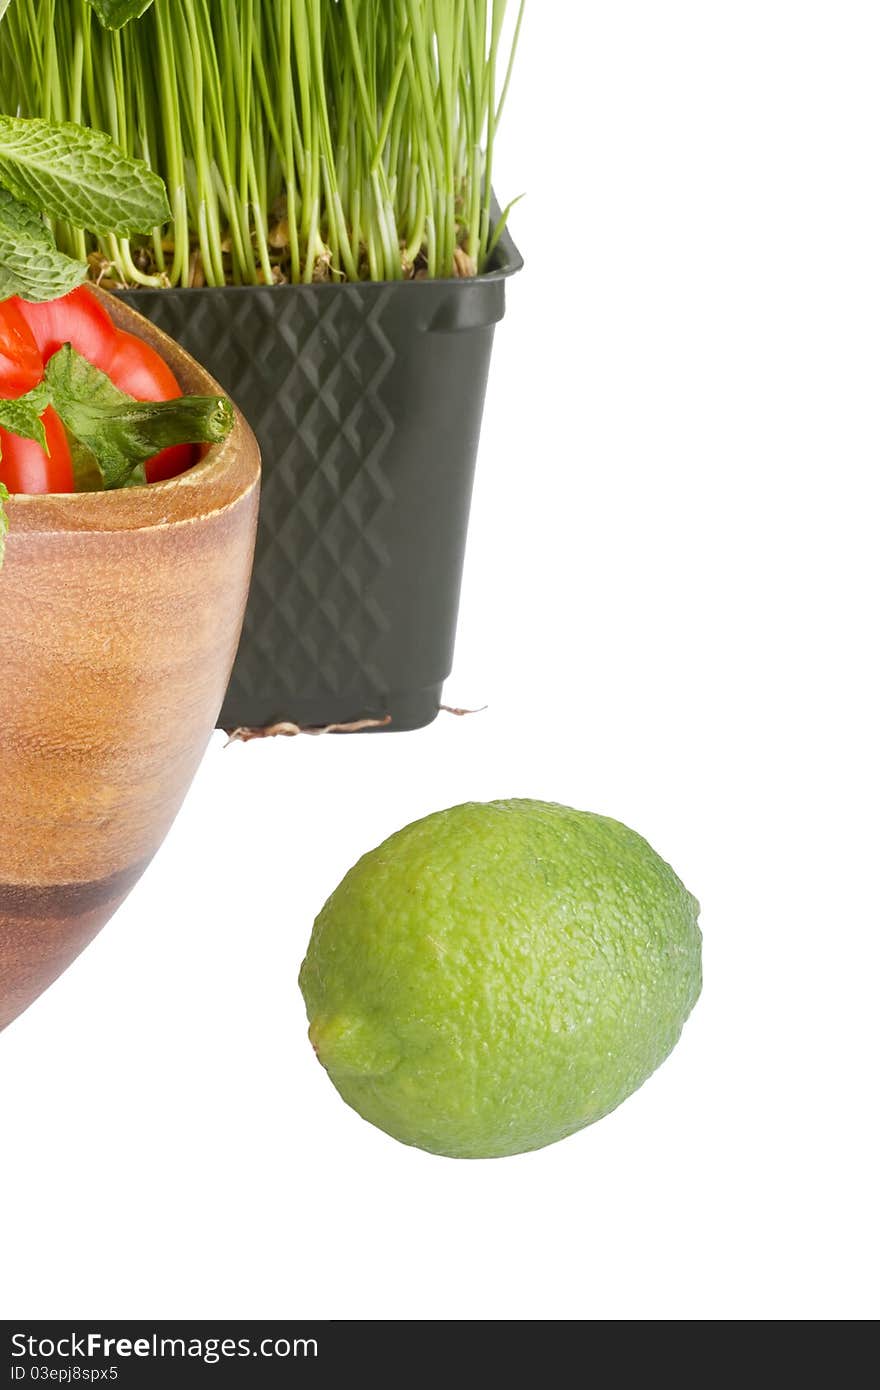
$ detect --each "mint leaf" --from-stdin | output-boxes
[0,380,51,448]
[0,187,86,301]
[88,1,156,27]
[46,345,233,491]
[0,244,85,302]
[0,116,170,235]
[0,185,53,246]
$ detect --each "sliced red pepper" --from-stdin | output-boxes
[0,406,74,494]
[0,299,44,400]
[107,330,195,483]
[13,286,118,375]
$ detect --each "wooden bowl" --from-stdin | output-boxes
[0,291,260,1031]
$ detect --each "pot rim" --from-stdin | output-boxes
[4,289,260,537]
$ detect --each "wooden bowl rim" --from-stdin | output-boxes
[5,288,260,536]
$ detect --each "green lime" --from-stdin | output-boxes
[299,800,702,1159]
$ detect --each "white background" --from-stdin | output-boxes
[1,2,877,1322]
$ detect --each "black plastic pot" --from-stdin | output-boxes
[117,224,522,732]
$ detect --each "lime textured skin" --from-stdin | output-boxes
[299,800,702,1159]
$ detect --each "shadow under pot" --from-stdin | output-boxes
[0,292,260,1032]
[116,222,522,733]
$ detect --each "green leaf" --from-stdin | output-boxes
[45,345,233,491]
[485,194,526,267]
[88,0,155,29]
[0,116,170,235]
[0,380,51,447]
[122,463,148,488]
[0,478,8,564]
[0,1,12,22]
[64,433,105,493]
[0,244,85,302]
[0,481,8,567]
[0,184,52,245]
[0,186,86,301]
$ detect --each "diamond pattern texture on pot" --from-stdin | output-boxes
[145,287,397,704]
[119,267,509,730]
